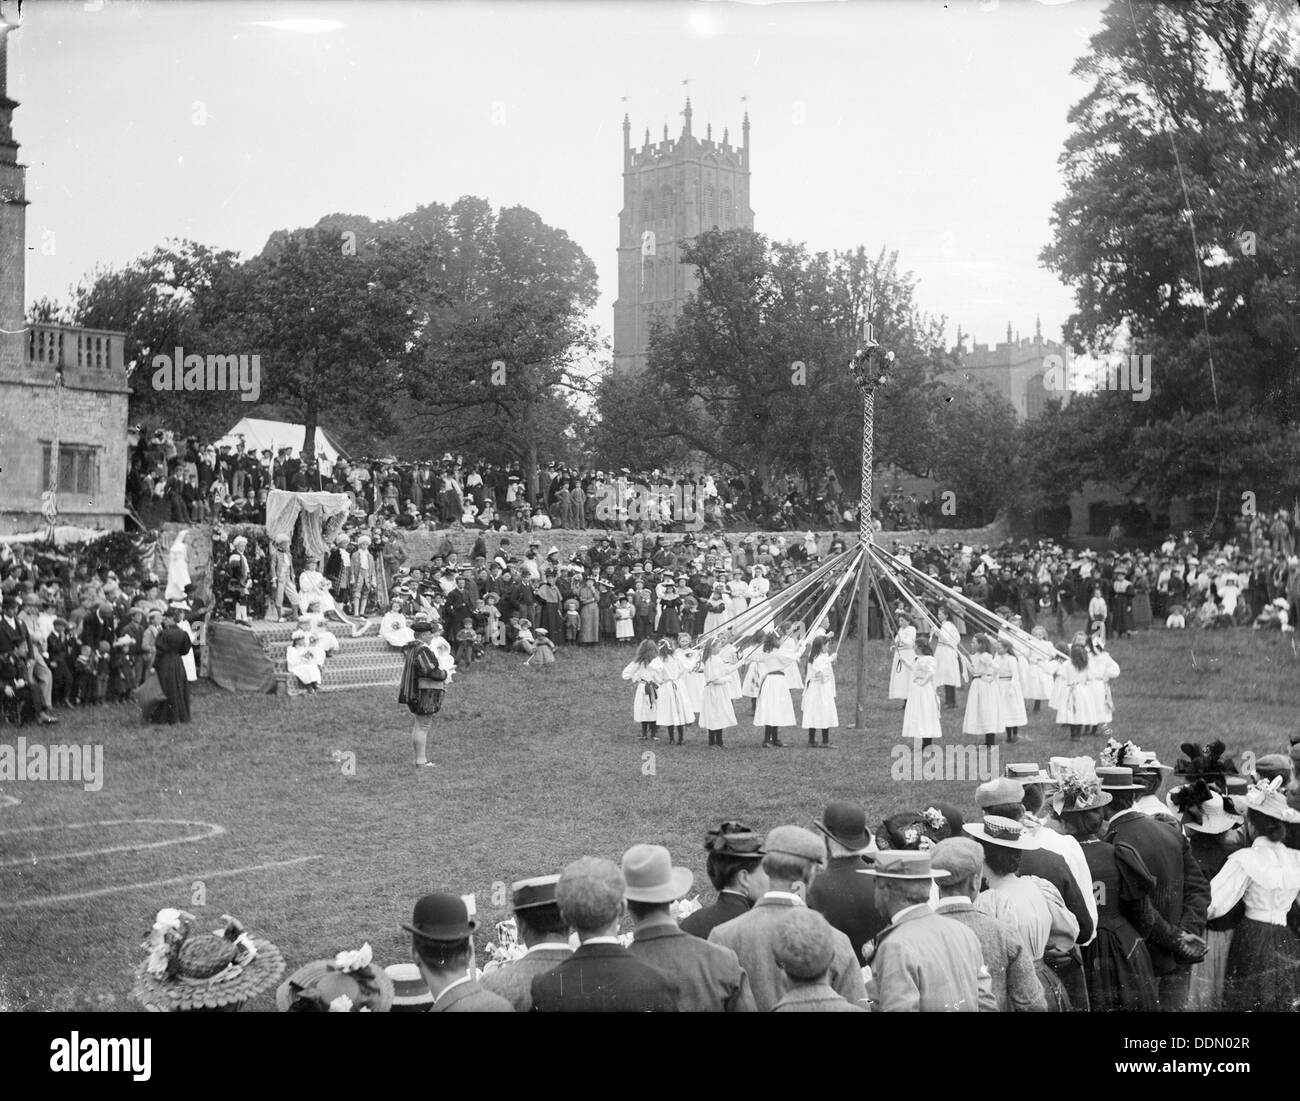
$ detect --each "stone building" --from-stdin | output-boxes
[612,99,753,373]
[0,22,128,535]
[947,318,1071,421]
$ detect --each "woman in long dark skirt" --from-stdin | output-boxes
[1209,785,1300,1012]
[1056,786,1159,1012]
[152,613,193,724]
[536,572,563,640]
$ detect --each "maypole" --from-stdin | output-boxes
[847,327,895,730]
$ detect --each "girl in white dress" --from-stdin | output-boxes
[933,608,966,709]
[698,637,742,748]
[622,639,662,741]
[719,629,744,700]
[1023,625,1056,713]
[1058,643,1098,740]
[654,638,694,745]
[725,571,751,623]
[285,630,323,692]
[995,637,1029,743]
[888,615,917,702]
[962,633,1003,746]
[752,630,797,748]
[298,557,363,635]
[901,637,941,746]
[800,634,839,749]
[1085,639,1120,736]
[379,598,416,649]
[702,585,728,635]
[676,632,705,720]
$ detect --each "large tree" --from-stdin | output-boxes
[390,197,599,500]
[598,229,956,498]
[1038,0,1300,516]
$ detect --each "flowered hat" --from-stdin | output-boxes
[133,910,284,1011]
[1173,740,1237,787]
[275,943,393,1012]
[1242,776,1300,822]
[1049,758,1112,815]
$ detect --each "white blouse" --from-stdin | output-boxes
[1208,837,1300,926]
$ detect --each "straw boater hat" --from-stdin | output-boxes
[276,943,394,1012]
[384,963,432,1011]
[962,815,1040,851]
[1096,766,1146,792]
[1006,763,1060,786]
[134,910,285,1011]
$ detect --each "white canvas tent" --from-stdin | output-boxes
[214,417,349,468]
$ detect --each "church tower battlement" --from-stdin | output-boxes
[613,99,753,373]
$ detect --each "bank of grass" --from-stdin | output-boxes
[0,627,1294,1011]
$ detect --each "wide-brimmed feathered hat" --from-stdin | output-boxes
[133,910,284,1011]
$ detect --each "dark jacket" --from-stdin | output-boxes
[1104,809,1210,975]
[530,941,677,1012]
[679,890,751,941]
[807,856,889,966]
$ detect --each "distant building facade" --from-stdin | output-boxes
[0,25,128,535]
[946,318,1071,421]
[613,99,753,373]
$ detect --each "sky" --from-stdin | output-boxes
[5,0,1113,357]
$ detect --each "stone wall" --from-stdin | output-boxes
[0,376,130,535]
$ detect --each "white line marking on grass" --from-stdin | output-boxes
[0,855,325,911]
[0,794,19,808]
[0,819,227,868]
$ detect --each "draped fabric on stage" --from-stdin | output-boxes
[264,490,352,561]
[207,622,278,693]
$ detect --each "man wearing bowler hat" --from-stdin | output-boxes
[1100,765,1209,1012]
[859,850,995,1012]
[480,875,571,1013]
[623,844,755,1012]
[709,826,866,1011]
[680,821,769,940]
[530,857,677,1012]
[405,893,513,1012]
[807,801,887,966]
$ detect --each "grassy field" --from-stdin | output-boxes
[1,624,1296,1012]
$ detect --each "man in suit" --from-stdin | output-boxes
[480,875,571,1013]
[530,857,677,1012]
[808,801,887,965]
[930,837,1046,1012]
[681,821,769,940]
[709,826,866,1012]
[0,593,29,657]
[861,849,996,1013]
[623,844,755,1012]
[405,893,513,1013]
[80,602,119,651]
[1101,766,1210,1012]
[771,908,868,1012]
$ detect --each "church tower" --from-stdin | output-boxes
[0,17,27,374]
[613,99,753,373]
